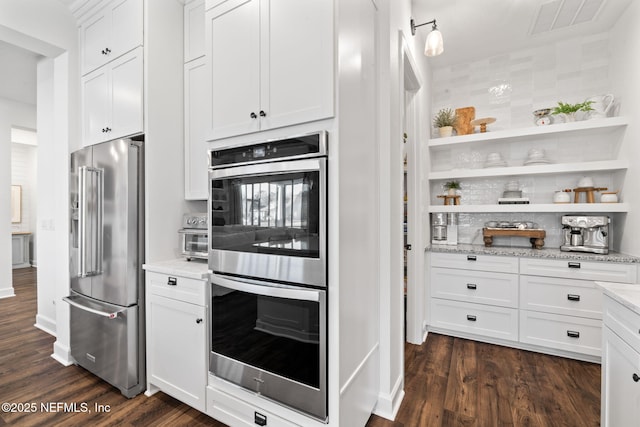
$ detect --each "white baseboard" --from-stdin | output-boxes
[373,374,405,421]
[34,314,57,337]
[0,287,16,299]
[51,341,74,366]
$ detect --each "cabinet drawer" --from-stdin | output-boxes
[431,267,518,308]
[520,276,603,319]
[146,271,206,305]
[430,299,518,341]
[207,386,300,427]
[430,252,518,274]
[603,295,640,353]
[520,310,602,357]
[520,258,637,283]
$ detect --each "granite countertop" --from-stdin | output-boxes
[11,231,32,235]
[428,243,640,264]
[143,258,210,280]
[596,281,640,316]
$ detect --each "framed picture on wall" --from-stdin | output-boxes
[11,185,21,224]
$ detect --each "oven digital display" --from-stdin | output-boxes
[253,146,266,158]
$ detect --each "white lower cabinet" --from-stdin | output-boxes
[207,386,300,427]
[601,296,640,427]
[429,251,637,360]
[430,298,518,341]
[146,272,207,411]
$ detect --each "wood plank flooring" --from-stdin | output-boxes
[1,269,600,426]
[366,334,601,427]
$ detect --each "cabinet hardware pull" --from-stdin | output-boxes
[167,277,177,286]
[250,112,257,119]
[633,373,640,383]
[405,244,412,250]
[567,330,580,338]
[259,110,266,117]
[466,315,477,321]
[254,411,267,426]
[567,294,581,301]
[467,255,477,261]
[196,318,203,324]
[467,283,477,290]
[568,262,581,269]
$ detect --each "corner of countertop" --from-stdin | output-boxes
[142,258,210,280]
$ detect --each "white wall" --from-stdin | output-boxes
[375,0,432,419]
[0,99,37,299]
[610,2,640,257]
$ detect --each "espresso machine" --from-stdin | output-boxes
[560,215,609,254]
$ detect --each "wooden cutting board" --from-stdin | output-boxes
[455,106,475,135]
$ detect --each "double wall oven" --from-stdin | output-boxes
[208,131,328,422]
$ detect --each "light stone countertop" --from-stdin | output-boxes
[143,258,210,280]
[596,281,640,316]
[428,243,640,264]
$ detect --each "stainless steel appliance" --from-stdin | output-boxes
[208,131,328,421]
[208,131,327,287]
[179,213,208,261]
[64,137,145,398]
[560,215,609,254]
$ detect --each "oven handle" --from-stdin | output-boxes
[211,274,322,302]
[209,158,324,180]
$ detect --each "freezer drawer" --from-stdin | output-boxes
[65,294,143,397]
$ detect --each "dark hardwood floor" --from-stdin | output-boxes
[366,332,601,427]
[1,268,600,426]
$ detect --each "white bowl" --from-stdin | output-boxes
[578,176,594,188]
[487,152,503,162]
[553,191,571,203]
[600,192,619,203]
[527,148,545,159]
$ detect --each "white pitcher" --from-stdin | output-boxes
[587,94,615,118]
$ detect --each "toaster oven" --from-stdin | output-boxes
[179,213,208,261]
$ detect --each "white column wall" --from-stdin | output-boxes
[610,2,640,257]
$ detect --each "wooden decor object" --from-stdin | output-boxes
[470,117,497,133]
[455,107,475,135]
[573,187,607,203]
[437,195,461,205]
[482,228,546,249]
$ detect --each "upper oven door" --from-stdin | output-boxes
[209,157,327,287]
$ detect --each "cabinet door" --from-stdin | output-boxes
[264,0,333,130]
[81,10,111,75]
[110,0,143,60]
[148,294,207,411]
[110,47,143,140]
[185,57,208,200]
[82,66,110,146]
[206,0,260,140]
[602,327,640,427]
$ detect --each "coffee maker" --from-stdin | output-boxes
[560,215,609,254]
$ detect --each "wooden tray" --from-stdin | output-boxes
[482,228,546,249]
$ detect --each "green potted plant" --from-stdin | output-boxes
[443,180,461,196]
[433,108,457,137]
[551,100,594,122]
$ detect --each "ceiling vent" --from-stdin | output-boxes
[530,0,606,34]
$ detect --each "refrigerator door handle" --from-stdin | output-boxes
[63,296,124,319]
[78,166,104,277]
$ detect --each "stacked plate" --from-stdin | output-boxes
[523,148,551,166]
[484,152,507,168]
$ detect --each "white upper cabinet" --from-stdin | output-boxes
[185,0,205,62]
[81,0,143,76]
[82,47,143,146]
[205,0,334,140]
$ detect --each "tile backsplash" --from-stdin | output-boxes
[431,32,613,135]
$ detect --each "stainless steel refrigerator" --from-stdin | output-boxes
[64,137,145,398]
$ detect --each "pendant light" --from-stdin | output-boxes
[410,18,444,57]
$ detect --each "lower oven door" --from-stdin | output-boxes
[209,273,327,422]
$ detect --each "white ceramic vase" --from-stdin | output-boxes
[439,126,453,137]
